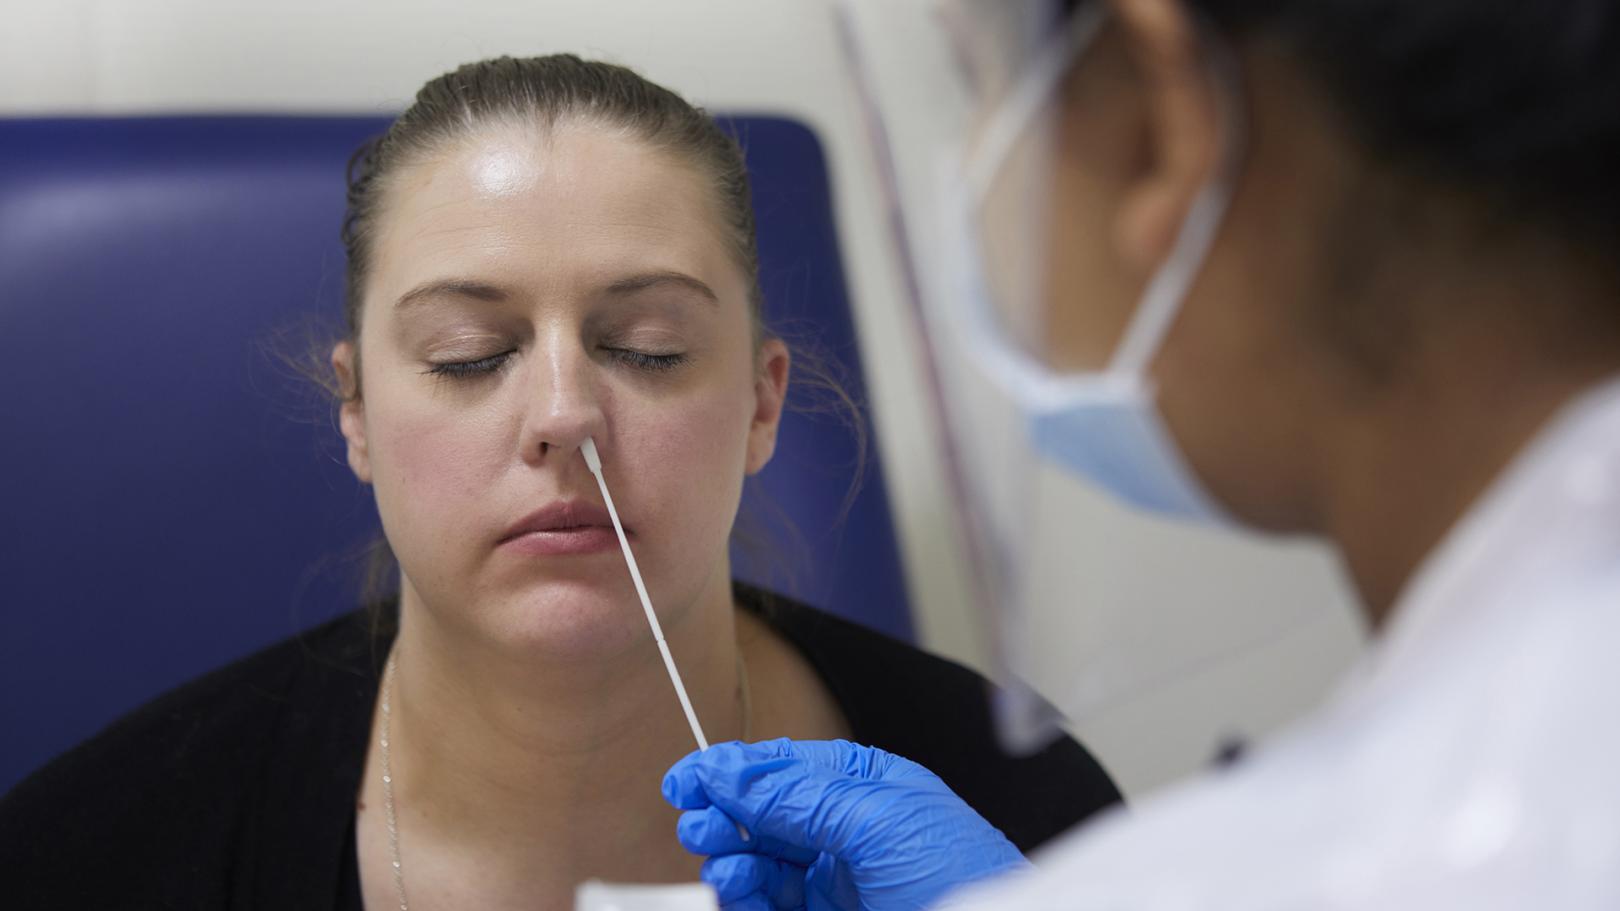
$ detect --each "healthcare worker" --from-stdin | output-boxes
[661,0,1620,907]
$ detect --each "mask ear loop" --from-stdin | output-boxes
[1105,15,1248,378]
[961,4,1248,387]
[962,2,1109,203]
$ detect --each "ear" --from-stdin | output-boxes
[331,341,373,484]
[745,338,791,475]
[1110,0,1226,272]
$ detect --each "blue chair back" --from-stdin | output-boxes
[0,115,910,792]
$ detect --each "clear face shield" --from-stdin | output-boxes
[837,0,1261,752]
[944,0,1121,380]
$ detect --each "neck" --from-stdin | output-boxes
[1318,303,1620,629]
[382,567,746,893]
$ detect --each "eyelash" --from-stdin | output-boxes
[426,351,514,378]
[423,348,687,380]
[608,349,688,372]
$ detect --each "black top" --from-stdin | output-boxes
[1,585,1121,909]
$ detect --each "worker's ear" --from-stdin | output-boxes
[331,341,372,484]
[1109,0,1226,273]
[745,338,791,475]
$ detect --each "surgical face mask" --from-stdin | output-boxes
[937,174,1233,523]
[937,2,1242,524]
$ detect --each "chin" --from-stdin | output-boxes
[476,577,665,663]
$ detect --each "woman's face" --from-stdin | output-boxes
[334,122,788,659]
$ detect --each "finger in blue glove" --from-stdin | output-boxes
[704,853,808,909]
[663,739,1029,911]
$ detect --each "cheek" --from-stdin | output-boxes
[364,380,516,567]
[610,367,757,577]
[627,384,751,507]
[1152,235,1324,528]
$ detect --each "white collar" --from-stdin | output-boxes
[1348,373,1620,702]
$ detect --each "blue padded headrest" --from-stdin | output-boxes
[0,115,910,792]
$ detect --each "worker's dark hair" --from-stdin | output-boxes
[1134,0,1620,251]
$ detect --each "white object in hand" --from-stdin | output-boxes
[575,880,719,911]
[581,437,710,751]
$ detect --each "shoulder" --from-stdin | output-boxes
[740,584,1122,854]
[0,609,379,905]
[947,590,1620,911]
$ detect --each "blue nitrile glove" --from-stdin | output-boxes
[662,739,1029,910]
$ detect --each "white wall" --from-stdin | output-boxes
[0,0,1367,798]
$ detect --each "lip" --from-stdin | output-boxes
[498,500,622,556]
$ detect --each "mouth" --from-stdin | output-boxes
[498,500,622,556]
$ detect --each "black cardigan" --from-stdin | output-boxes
[1,585,1121,908]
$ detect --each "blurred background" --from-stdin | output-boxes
[0,0,1365,799]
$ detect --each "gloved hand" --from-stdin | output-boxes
[662,738,1029,910]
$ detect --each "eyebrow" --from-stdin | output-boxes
[393,271,719,311]
[394,278,508,310]
[603,270,719,305]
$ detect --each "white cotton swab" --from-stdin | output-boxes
[581,437,711,752]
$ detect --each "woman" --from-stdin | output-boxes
[0,56,1120,908]
[662,0,1620,907]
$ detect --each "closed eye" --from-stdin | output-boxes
[425,351,515,378]
[608,349,687,372]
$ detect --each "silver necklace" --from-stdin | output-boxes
[380,653,409,911]
[378,648,753,911]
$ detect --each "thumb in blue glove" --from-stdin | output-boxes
[662,739,1029,910]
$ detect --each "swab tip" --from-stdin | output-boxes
[581,437,602,473]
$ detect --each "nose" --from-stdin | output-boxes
[517,335,607,467]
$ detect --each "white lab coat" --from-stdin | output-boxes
[946,375,1620,910]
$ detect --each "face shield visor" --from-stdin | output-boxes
[837,0,1286,753]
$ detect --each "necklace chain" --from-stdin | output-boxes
[378,648,752,911]
[380,654,409,911]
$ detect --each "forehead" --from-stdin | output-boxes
[366,121,737,309]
